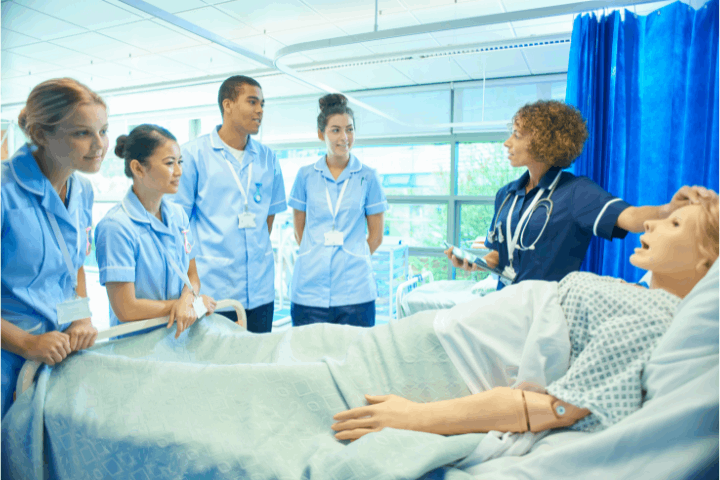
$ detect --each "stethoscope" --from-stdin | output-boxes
[486,170,562,283]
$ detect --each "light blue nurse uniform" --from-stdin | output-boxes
[172,128,286,311]
[485,166,631,290]
[288,154,388,308]
[95,187,196,329]
[1,144,93,418]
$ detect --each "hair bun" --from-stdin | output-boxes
[319,93,348,111]
[114,135,128,158]
[17,108,28,132]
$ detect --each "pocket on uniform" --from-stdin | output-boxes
[3,208,45,288]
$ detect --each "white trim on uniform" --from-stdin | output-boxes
[593,198,623,236]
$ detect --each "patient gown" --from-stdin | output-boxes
[2,272,680,480]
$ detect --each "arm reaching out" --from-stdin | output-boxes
[331,387,589,441]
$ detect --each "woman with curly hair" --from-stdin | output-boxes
[446,100,712,289]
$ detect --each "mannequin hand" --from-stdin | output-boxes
[444,248,481,272]
[332,394,426,441]
[25,331,72,366]
[202,295,217,315]
[666,186,717,214]
[65,317,98,351]
[168,293,197,339]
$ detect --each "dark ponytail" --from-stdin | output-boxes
[317,93,354,132]
[115,124,177,178]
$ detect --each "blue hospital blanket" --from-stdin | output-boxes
[2,313,486,480]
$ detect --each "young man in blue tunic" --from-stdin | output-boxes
[173,76,287,333]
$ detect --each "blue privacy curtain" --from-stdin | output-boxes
[566,0,719,281]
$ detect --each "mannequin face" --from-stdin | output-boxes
[630,205,711,276]
[40,103,109,174]
[132,139,182,195]
[319,113,354,159]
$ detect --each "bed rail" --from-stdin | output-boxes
[15,299,246,397]
[395,272,434,321]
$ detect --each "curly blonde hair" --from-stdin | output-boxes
[696,194,719,270]
[513,100,588,168]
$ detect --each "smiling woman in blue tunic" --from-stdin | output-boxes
[446,100,712,289]
[1,78,107,419]
[289,94,389,327]
[95,125,217,339]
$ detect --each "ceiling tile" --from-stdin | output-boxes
[409,0,506,24]
[101,0,152,19]
[98,19,202,53]
[7,42,100,68]
[363,35,439,54]
[296,0,403,22]
[268,23,345,46]
[521,43,570,73]
[390,57,472,84]
[1,51,62,74]
[289,69,365,93]
[228,33,286,59]
[73,61,155,85]
[115,54,205,78]
[1,2,86,40]
[511,14,573,36]
[50,32,150,60]
[175,6,258,39]
[1,27,41,49]
[500,0,576,10]
[334,64,414,89]
[302,44,375,63]
[13,0,142,30]
[160,44,262,73]
[452,49,531,78]
[219,0,325,33]
[257,74,319,99]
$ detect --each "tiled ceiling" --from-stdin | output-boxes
[1,0,675,108]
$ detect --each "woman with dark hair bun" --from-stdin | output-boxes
[1,78,107,418]
[288,93,388,327]
[94,125,217,340]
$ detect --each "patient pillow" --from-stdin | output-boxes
[643,259,719,400]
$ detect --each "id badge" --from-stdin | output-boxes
[238,212,257,229]
[324,230,344,246]
[56,296,91,324]
[500,266,516,286]
[193,296,208,319]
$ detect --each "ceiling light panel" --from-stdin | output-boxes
[12,0,142,30]
[1,2,85,40]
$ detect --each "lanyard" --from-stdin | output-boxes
[224,158,253,212]
[44,210,80,292]
[324,176,350,230]
[147,220,198,298]
[505,171,562,267]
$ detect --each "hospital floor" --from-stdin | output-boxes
[85,270,389,334]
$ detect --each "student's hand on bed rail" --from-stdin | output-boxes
[202,295,217,315]
[25,331,72,366]
[332,394,426,441]
[65,317,98,352]
[168,292,198,339]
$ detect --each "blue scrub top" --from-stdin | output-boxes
[95,188,197,328]
[484,166,631,290]
[1,144,93,334]
[288,154,388,308]
[171,127,287,311]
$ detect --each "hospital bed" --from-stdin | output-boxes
[2,265,717,479]
[397,274,497,319]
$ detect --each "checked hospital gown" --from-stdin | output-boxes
[546,272,681,432]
